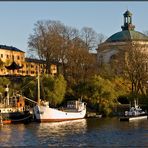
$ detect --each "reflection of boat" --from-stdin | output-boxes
[33,100,86,122]
[36,119,87,136]
[0,86,32,124]
[120,100,147,121]
[33,72,86,122]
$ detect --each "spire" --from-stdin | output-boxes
[121,10,135,31]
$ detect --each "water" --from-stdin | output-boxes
[0,118,148,147]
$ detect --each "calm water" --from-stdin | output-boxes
[0,118,148,147]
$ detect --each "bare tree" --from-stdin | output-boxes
[106,42,148,95]
[123,43,148,95]
[80,27,106,51]
[28,20,67,74]
[28,20,97,82]
[66,37,97,83]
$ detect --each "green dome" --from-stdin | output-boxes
[106,30,148,43]
[124,10,132,16]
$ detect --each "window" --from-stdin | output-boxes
[1,54,3,58]
[17,56,20,60]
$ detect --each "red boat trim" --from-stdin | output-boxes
[3,120,12,124]
[36,118,84,122]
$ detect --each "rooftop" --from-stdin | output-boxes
[0,45,24,53]
[106,30,148,43]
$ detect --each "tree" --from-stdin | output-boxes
[20,77,36,101]
[28,20,98,84]
[107,42,148,97]
[123,43,148,96]
[0,77,10,93]
[73,75,118,116]
[89,75,117,115]
[80,27,106,51]
[28,20,66,74]
[42,74,67,107]
[66,37,97,84]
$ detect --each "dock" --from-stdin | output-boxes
[120,115,147,121]
[86,112,102,118]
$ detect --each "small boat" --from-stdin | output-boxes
[120,100,147,121]
[33,71,86,122]
[0,86,32,124]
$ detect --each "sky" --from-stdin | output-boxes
[0,2,147,56]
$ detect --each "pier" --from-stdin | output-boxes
[120,115,148,121]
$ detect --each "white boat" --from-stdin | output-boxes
[120,100,147,121]
[33,100,86,122]
[33,69,86,122]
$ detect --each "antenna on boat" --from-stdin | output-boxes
[37,65,40,105]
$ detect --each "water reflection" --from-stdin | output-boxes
[35,119,87,146]
[0,124,28,146]
[1,118,148,147]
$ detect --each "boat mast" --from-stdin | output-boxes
[37,65,40,105]
[4,84,9,107]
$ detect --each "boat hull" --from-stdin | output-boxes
[120,115,148,121]
[33,105,86,122]
[1,111,32,124]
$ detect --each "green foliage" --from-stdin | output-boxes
[111,76,131,97]
[0,77,10,93]
[89,75,117,115]
[73,75,120,116]
[73,81,90,100]
[42,74,67,106]
[73,75,133,116]
[21,77,36,101]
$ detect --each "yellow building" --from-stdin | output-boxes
[0,45,57,76]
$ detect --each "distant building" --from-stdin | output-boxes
[96,10,148,64]
[0,45,57,76]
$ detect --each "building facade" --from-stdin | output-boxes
[97,10,148,64]
[0,45,57,76]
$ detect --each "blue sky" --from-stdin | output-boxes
[0,2,147,56]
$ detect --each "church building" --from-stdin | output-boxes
[96,10,148,64]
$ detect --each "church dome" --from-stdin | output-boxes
[106,30,148,43]
[105,10,148,43]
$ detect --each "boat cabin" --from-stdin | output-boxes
[67,100,85,111]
